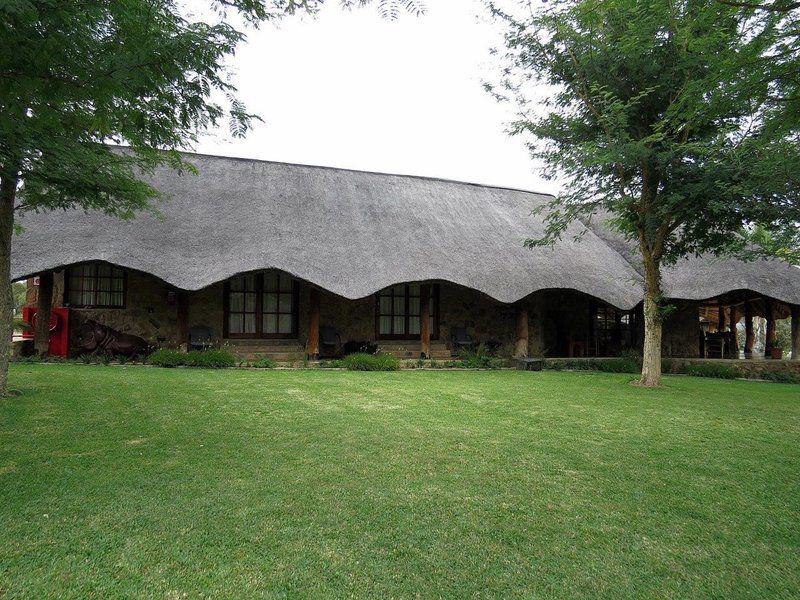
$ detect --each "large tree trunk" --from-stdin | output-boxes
[639,254,663,387]
[0,172,18,396]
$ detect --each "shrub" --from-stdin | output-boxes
[684,363,739,380]
[458,344,501,369]
[758,370,800,384]
[249,357,277,369]
[343,352,400,371]
[148,348,184,368]
[185,349,236,369]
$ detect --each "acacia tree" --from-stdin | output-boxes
[0,0,424,395]
[487,0,800,386]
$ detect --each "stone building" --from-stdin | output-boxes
[11,151,800,362]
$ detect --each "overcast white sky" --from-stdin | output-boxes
[194,0,558,194]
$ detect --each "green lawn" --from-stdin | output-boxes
[1,366,798,598]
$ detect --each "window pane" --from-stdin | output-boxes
[98,264,111,276]
[99,277,111,291]
[230,277,243,292]
[279,273,292,292]
[81,291,94,306]
[379,316,391,335]
[393,316,405,334]
[264,271,278,292]
[230,292,243,312]
[264,314,277,334]
[244,293,256,312]
[409,316,420,335]
[112,293,124,307]
[112,277,124,292]
[244,314,256,334]
[278,294,292,313]
[393,284,405,295]
[83,264,96,277]
[229,314,243,334]
[409,297,420,315]
[278,314,292,334]
[264,293,277,313]
[244,274,256,291]
[69,290,82,305]
[98,291,112,306]
[393,296,405,315]
[380,296,391,314]
[409,283,420,296]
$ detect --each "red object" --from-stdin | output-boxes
[21,306,70,357]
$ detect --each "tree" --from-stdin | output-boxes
[486,0,800,386]
[0,0,424,395]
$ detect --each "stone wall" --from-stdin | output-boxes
[29,266,705,358]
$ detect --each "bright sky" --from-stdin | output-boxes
[194,0,558,195]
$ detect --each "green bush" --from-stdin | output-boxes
[148,348,184,368]
[458,345,502,369]
[185,349,236,369]
[148,348,236,369]
[249,357,277,369]
[343,352,399,371]
[684,363,739,379]
[759,370,800,384]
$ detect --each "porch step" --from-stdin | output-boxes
[378,341,452,360]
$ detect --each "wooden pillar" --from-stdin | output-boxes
[514,304,529,358]
[307,287,320,359]
[791,304,799,361]
[717,304,726,333]
[729,305,739,358]
[420,284,430,359]
[744,300,754,359]
[34,271,54,357]
[764,298,776,358]
[176,290,189,351]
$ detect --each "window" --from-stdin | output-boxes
[590,305,634,356]
[376,283,438,339]
[64,263,126,308]
[225,271,298,338]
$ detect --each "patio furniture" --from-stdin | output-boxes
[320,326,342,356]
[450,327,475,354]
[188,325,213,351]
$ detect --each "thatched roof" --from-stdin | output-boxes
[11,151,800,309]
[585,211,800,306]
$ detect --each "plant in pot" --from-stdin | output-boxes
[771,321,792,360]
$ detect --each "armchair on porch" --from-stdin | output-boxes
[319,326,342,357]
[188,325,214,351]
[450,327,475,355]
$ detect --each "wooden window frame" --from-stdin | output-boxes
[375,283,439,341]
[223,272,300,339]
[63,263,127,309]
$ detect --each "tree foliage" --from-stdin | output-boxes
[0,0,423,394]
[486,0,800,385]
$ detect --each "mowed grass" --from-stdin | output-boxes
[0,366,798,599]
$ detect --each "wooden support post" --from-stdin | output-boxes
[717,304,726,333]
[307,287,320,360]
[34,271,54,357]
[791,304,799,361]
[514,304,529,358]
[176,290,189,351]
[420,284,430,359]
[764,298,776,358]
[728,305,739,359]
[744,300,754,359]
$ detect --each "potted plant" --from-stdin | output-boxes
[771,323,791,359]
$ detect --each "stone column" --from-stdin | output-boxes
[307,287,320,360]
[420,284,430,359]
[791,304,799,361]
[744,300,754,359]
[34,271,54,357]
[728,305,739,359]
[514,304,529,358]
[764,298,776,358]
[176,290,189,351]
